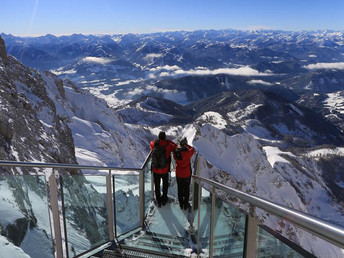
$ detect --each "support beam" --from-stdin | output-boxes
[244,214,259,258]
[139,168,145,227]
[209,186,216,258]
[151,171,154,201]
[48,169,63,258]
[106,170,114,241]
[192,157,200,212]
[197,178,202,255]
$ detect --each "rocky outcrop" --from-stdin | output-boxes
[0,51,77,174]
[0,36,7,64]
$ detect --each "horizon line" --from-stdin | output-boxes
[2,27,344,38]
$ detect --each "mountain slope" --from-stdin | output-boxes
[0,37,151,257]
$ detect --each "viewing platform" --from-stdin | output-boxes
[0,152,343,257]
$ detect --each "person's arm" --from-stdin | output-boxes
[186,145,195,158]
[150,140,155,150]
[168,140,178,151]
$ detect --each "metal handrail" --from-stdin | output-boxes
[193,175,344,249]
[0,160,142,171]
[0,157,150,257]
[140,150,153,170]
[2,155,344,254]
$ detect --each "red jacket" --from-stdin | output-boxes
[173,145,195,178]
[150,139,177,174]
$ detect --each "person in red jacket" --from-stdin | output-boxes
[150,131,177,207]
[173,138,195,210]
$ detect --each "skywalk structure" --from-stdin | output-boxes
[0,152,343,258]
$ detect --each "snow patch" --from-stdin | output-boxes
[263,146,294,167]
[0,235,30,258]
[247,79,273,86]
[82,57,114,65]
[197,112,227,129]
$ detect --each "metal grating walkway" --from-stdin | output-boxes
[102,246,186,258]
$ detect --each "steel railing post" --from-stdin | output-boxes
[244,213,259,257]
[139,168,145,227]
[190,176,195,236]
[209,185,216,258]
[48,168,63,258]
[106,170,114,241]
[151,171,154,201]
[197,178,202,255]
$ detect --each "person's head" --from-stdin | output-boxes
[158,131,166,140]
[179,137,187,147]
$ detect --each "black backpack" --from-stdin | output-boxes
[152,140,168,169]
[174,146,187,160]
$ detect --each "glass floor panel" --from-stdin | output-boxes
[120,197,195,257]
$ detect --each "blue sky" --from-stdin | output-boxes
[1,0,344,36]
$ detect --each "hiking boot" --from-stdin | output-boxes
[157,202,162,208]
[162,196,168,206]
[184,203,191,211]
[179,203,184,209]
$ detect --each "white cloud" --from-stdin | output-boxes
[247,79,273,86]
[303,62,344,70]
[148,65,273,79]
[127,87,145,95]
[116,79,143,86]
[159,72,171,77]
[82,57,113,65]
[143,53,163,61]
[150,65,180,72]
[173,66,273,76]
[125,85,188,104]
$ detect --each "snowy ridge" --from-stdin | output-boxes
[185,123,343,257]
[40,73,148,168]
[0,236,30,258]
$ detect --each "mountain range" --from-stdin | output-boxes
[1,29,344,257]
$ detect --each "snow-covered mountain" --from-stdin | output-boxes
[117,92,344,256]
[0,36,151,257]
[1,30,344,257]
[2,29,344,108]
[4,29,344,133]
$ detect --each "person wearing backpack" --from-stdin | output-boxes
[150,131,177,207]
[173,137,195,210]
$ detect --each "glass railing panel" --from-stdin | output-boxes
[114,172,140,236]
[193,185,211,257]
[257,226,304,258]
[61,175,108,257]
[212,191,246,257]
[0,175,54,258]
[142,159,153,216]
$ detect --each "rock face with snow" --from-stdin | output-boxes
[0,57,76,170]
[191,125,344,257]
[0,39,150,257]
[117,90,344,256]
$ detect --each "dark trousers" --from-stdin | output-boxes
[177,176,191,207]
[153,173,169,204]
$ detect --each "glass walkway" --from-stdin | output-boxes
[0,152,343,258]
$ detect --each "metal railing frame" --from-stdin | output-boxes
[192,174,344,257]
[1,152,344,257]
[0,158,151,258]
